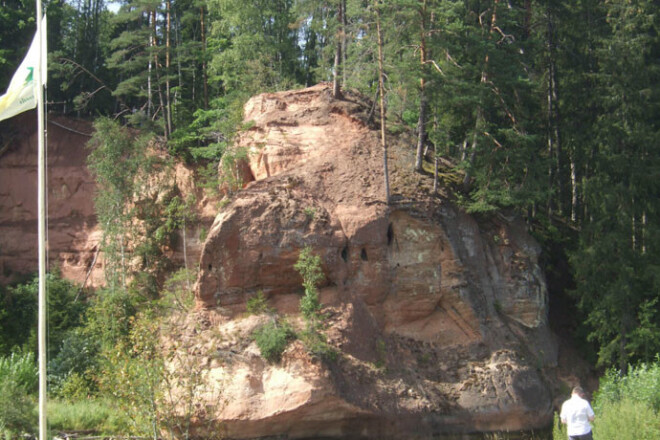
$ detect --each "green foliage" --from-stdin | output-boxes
[303,207,316,220]
[196,162,221,198]
[252,320,295,363]
[246,291,270,315]
[86,287,142,351]
[0,378,36,439]
[49,328,99,398]
[293,246,337,361]
[0,281,36,356]
[99,313,163,439]
[88,118,148,288]
[592,399,660,440]
[298,329,337,362]
[551,360,660,440]
[294,246,324,322]
[160,268,196,312]
[299,288,321,323]
[0,352,37,438]
[0,272,86,360]
[48,398,132,434]
[0,352,37,394]
[552,412,567,440]
[0,0,35,89]
[595,361,660,412]
[218,146,249,196]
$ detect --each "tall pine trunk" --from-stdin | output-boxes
[333,0,344,98]
[414,0,429,172]
[546,6,562,215]
[201,6,209,109]
[374,0,390,204]
[462,0,498,192]
[165,0,173,136]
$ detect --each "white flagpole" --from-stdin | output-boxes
[35,0,48,438]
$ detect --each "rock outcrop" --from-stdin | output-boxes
[0,113,102,286]
[192,84,558,438]
[0,113,215,288]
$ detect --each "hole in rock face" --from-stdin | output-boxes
[387,223,394,245]
[360,248,368,261]
[208,264,212,271]
[341,246,348,263]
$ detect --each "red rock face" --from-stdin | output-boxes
[0,114,215,289]
[193,84,558,438]
[0,112,103,287]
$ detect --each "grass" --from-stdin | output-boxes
[48,398,131,434]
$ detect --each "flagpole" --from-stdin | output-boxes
[35,0,48,438]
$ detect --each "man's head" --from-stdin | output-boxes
[572,386,585,397]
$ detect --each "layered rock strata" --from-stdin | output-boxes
[193,84,558,439]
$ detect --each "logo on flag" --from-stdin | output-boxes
[0,17,47,123]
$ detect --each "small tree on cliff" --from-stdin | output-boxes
[294,246,324,323]
[88,118,152,289]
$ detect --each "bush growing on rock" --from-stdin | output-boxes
[253,320,295,363]
[246,291,270,315]
[294,246,324,322]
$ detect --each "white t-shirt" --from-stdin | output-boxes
[560,394,595,436]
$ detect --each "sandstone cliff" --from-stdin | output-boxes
[188,84,559,438]
[0,86,563,439]
[0,112,214,288]
[0,113,102,286]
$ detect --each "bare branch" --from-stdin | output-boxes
[423,59,445,76]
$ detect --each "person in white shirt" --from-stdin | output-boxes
[560,386,595,440]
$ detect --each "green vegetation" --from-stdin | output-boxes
[2,0,660,436]
[0,353,37,439]
[253,320,295,363]
[251,247,336,364]
[246,290,270,315]
[3,0,659,371]
[294,246,324,323]
[48,398,131,434]
[552,359,660,440]
[294,247,336,361]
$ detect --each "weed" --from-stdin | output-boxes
[253,320,295,363]
[246,291,271,315]
[303,206,316,220]
[299,329,337,362]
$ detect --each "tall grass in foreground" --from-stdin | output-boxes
[553,358,660,440]
[48,398,132,434]
[0,353,37,439]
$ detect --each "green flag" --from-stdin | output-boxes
[0,17,47,122]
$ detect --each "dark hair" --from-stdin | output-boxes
[572,386,585,396]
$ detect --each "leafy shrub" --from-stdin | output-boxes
[0,352,38,438]
[294,246,324,321]
[553,359,660,440]
[246,291,270,315]
[299,329,337,362]
[595,361,660,411]
[299,288,321,321]
[592,398,660,440]
[0,379,37,439]
[48,398,131,434]
[0,352,37,393]
[49,328,99,398]
[0,272,86,359]
[160,268,196,312]
[253,320,295,363]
